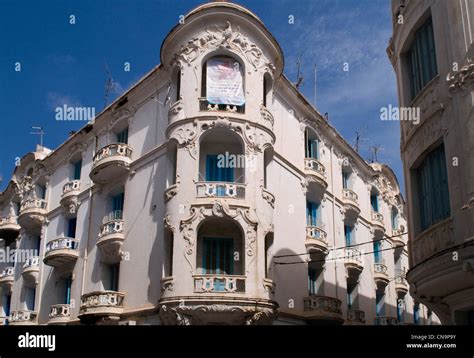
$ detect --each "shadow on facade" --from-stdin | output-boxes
[270,247,423,325]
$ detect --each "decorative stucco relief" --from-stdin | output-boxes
[169,117,274,159]
[447,57,474,92]
[173,21,275,74]
[179,200,258,273]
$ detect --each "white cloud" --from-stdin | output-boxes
[46,92,82,111]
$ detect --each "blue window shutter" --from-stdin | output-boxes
[312,202,318,226]
[207,154,232,182]
[371,194,378,212]
[65,277,72,304]
[68,218,77,238]
[73,160,82,180]
[205,155,213,181]
[117,128,129,144]
[414,304,420,325]
[4,295,11,317]
[344,226,351,246]
[304,130,309,157]
[308,268,316,295]
[202,238,208,274]
[306,201,311,226]
[112,193,124,219]
[312,139,319,159]
[373,241,381,263]
[342,172,348,189]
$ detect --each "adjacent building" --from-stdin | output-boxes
[388,0,474,324]
[0,1,437,325]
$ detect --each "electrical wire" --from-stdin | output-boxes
[273,231,407,259]
[273,245,404,266]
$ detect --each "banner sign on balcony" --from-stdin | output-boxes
[206,57,245,106]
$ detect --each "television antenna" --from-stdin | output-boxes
[369,144,383,163]
[151,84,171,106]
[295,53,304,89]
[353,127,369,153]
[104,62,120,108]
[313,64,317,107]
[30,126,45,147]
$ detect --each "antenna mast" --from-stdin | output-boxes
[295,53,304,89]
[369,144,383,163]
[313,64,317,107]
[30,126,45,148]
[104,62,116,108]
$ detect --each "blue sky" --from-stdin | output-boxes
[0,0,402,193]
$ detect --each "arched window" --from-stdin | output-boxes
[172,66,181,103]
[166,140,178,186]
[263,72,272,107]
[163,229,174,277]
[263,147,273,189]
[391,207,398,230]
[370,187,380,212]
[342,165,353,190]
[196,218,245,281]
[201,55,245,113]
[264,233,274,278]
[304,128,320,160]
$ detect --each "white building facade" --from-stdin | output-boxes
[0,1,437,326]
[388,0,474,324]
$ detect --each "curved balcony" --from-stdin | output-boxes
[346,309,366,325]
[0,215,20,242]
[60,180,81,216]
[0,267,14,294]
[374,316,398,325]
[373,263,389,289]
[195,182,246,200]
[391,227,405,248]
[22,256,39,286]
[10,310,37,325]
[371,211,385,237]
[79,291,125,322]
[305,226,329,255]
[90,143,133,184]
[18,199,47,231]
[303,295,344,324]
[193,274,246,294]
[304,158,328,189]
[48,304,71,325]
[343,248,364,276]
[43,238,79,268]
[158,294,277,325]
[198,97,245,114]
[341,189,360,220]
[395,269,408,296]
[97,216,125,264]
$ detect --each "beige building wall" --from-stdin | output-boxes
[388,0,474,324]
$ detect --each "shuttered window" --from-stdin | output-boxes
[407,17,437,99]
[417,144,450,231]
[306,201,319,226]
[202,237,233,276]
[344,225,352,246]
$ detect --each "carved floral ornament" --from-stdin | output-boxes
[169,117,274,159]
[446,57,473,92]
[172,21,275,74]
[159,302,276,325]
[178,200,258,273]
